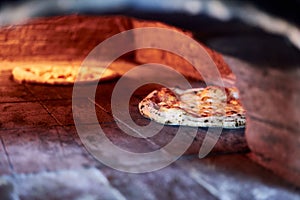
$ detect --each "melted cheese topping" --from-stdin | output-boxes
[151,86,245,118]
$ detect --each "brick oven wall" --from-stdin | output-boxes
[0,15,132,62]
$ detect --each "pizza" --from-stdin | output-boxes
[12,65,120,85]
[138,86,246,128]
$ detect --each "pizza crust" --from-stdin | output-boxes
[12,66,120,85]
[139,87,246,129]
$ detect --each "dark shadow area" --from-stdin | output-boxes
[115,11,300,70]
[246,0,300,26]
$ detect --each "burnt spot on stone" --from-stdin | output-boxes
[204,119,209,123]
[165,120,171,124]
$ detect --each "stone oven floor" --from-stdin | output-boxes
[0,60,299,200]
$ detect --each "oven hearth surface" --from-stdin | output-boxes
[0,61,299,199]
